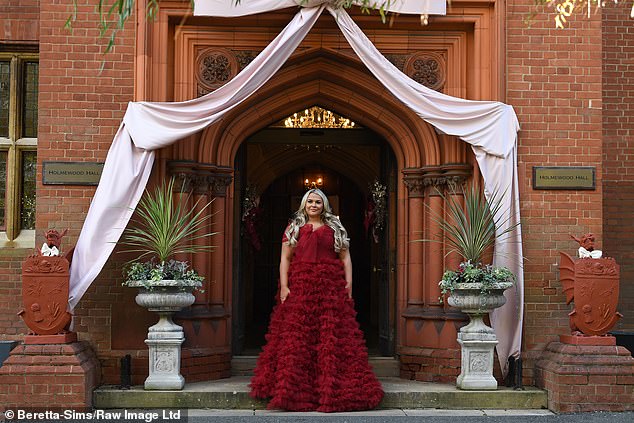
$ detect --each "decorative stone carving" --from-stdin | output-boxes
[197,50,258,96]
[208,173,233,197]
[402,169,425,197]
[127,279,201,390]
[384,54,408,71]
[470,352,488,373]
[23,257,67,274]
[172,173,195,193]
[196,48,238,92]
[154,349,175,373]
[193,175,211,196]
[559,252,622,336]
[448,281,513,390]
[405,52,446,91]
[402,164,472,198]
[19,232,74,336]
[168,162,234,198]
[235,51,257,70]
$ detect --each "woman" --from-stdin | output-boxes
[249,189,384,412]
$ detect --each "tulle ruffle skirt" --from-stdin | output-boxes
[249,258,384,412]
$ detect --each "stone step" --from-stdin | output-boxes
[231,356,401,378]
[93,377,548,410]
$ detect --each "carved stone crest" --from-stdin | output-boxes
[19,256,72,335]
[559,252,622,336]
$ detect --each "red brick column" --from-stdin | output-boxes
[0,342,100,412]
[535,339,634,412]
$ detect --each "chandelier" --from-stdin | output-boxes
[281,106,356,129]
[304,177,323,190]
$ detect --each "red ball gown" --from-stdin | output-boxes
[249,224,384,412]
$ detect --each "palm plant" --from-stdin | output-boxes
[438,183,518,265]
[419,182,520,297]
[120,177,216,284]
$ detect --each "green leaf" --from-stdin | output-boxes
[119,177,217,264]
[416,183,520,265]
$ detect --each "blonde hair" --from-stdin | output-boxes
[284,189,350,252]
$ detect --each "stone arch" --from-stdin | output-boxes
[187,48,468,362]
[246,143,379,194]
[197,48,441,169]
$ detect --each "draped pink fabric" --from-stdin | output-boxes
[194,0,446,17]
[68,4,326,308]
[68,0,522,374]
[329,6,523,375]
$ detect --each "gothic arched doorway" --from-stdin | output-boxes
[232,111,397,357]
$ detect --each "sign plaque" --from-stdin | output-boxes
[42,162,104,186]
[533,166,595,190]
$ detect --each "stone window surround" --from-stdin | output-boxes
[0,52,38,247]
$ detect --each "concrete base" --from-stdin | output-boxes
[144,320,186,390]
[456,338,499,390]
[93,376,548,410]
[456,315,499,390]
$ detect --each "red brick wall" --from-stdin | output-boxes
[0,252,29,339]
[0,342,100,411]
[0,0,39,43]
[603,2,634,331]
[507,1,604,384]
[400,350,460,383]
[0,0,40,340]
[0,0,624,393]
[536,342,634,412]
[37,0,136,351]
[0,0,135,354]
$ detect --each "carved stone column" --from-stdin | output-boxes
[168,161,233,352]
[400,164,472,382]
[421,167,446,312]
[402,168,426,313]
[206,170,232,317]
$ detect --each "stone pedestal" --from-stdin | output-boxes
[144,311,186,390]
[535,337,634,412]
[128,281,200,390]
[0,340,100,412]
[448,282,512,390]
[456,315,498,390]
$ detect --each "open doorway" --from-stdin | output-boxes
[232,107,397,357]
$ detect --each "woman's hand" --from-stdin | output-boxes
[280,285,291,303]
[344,281,352,299]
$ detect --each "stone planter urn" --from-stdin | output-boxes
[127,279,202,390]
[447,281,513,390]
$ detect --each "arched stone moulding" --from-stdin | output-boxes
[131,0,503,381]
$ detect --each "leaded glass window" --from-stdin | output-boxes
[23,62,38,138]
[0,151,6,230]
[0,53,38,240]
[20,151,36,229]
[0,61,9,138]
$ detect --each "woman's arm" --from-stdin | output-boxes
[279,243,293,303]
[340,248,353,299]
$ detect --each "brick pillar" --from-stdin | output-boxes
[535,338,634,412]
[0,341,100,412]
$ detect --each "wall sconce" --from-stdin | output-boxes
[304,177,323,190]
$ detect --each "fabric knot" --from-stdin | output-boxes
[295,0,347,9]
